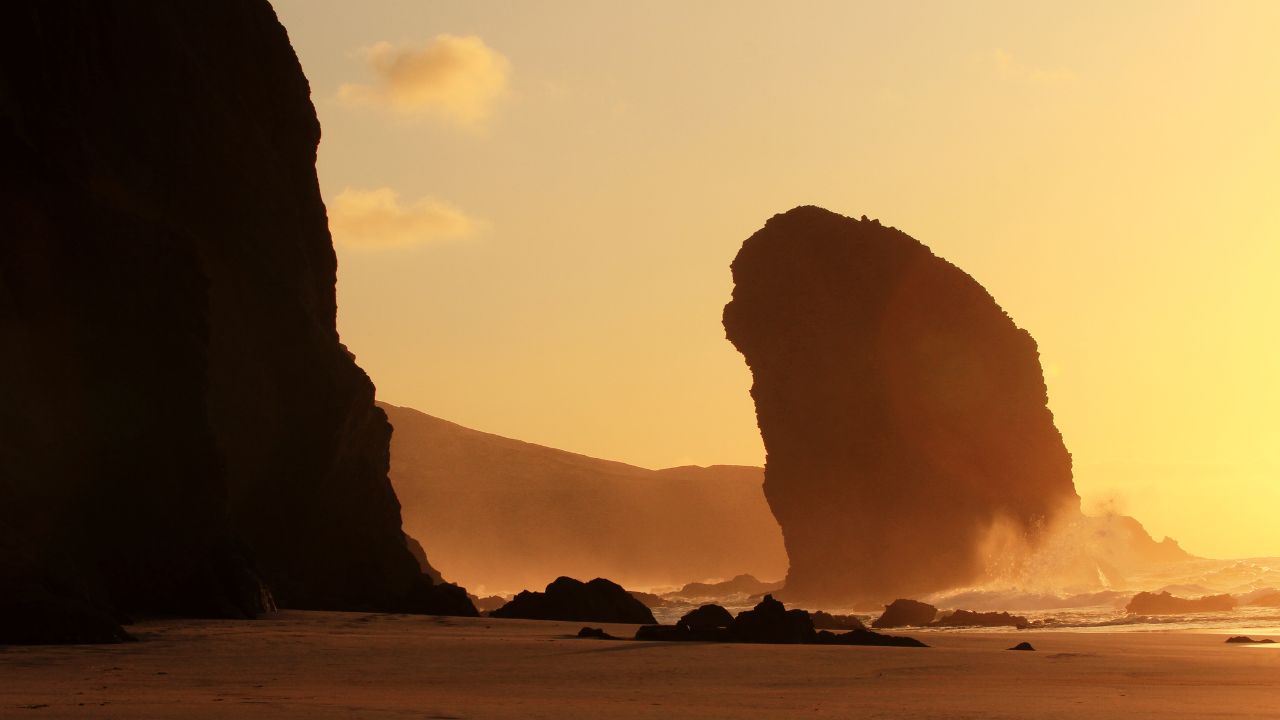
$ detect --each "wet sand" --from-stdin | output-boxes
[3,611,1278,719]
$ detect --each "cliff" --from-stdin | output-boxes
[381,403,788,594]
[723,206,1079,604]
[0,0,471,643]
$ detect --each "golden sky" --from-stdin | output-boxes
[272,0,1279,560]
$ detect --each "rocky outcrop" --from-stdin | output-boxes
[636,595,925,647]
[668,574,784,600]
[872,599,939,628]
[491,577,657,624]
[729,595,818,644]
[724,206,1078,604]
[811,611,867,631]
[932,610,1029,629]
[679,604,735,630]
[629,591,674,609]
[470,595,511,613]
[381,403,787,594]
[0,0,472,642]
[1125,591,1236,615]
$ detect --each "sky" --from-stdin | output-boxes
[271,0,1279,560]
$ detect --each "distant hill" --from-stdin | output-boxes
[381,403,788,595]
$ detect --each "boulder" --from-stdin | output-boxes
[724,207,1078,604]
[1125,591,1236,615]
[491,577,656,624]
[873,599,939,628]
[727,595,817,644]
[1008,642,1036,651]
[679,604,735,630]
[1225,636,1274,644]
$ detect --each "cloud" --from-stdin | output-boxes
[328,187,480,250]
[338,34,511,126]
[987,48,1076,84]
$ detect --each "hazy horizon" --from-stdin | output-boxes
[273,0,1280,560]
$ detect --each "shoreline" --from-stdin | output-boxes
[4,611,1278,719]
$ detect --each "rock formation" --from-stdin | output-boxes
[629,591,674,609]
[932,610,1029,629]
[667,574,784,600]
[1125,591,1236,615]
[679,604,735,630]
[381,403,787,594]
[810,611,867,631]
[491,577,657,624]
[872,599,939,628]
[724,206,1079,604]
[0,1,472,642]
[470,595,512,613]
[636,595,925,647]
[729,595,820,644]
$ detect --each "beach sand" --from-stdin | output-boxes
[2,611,1277,719]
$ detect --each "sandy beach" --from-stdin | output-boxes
[3,611,1278,719]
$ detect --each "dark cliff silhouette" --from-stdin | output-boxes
[381,403,787,593]
[0,1,472,643]
[724,206,1079,605]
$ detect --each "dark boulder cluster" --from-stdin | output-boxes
[724,207,1078,605]
[1125,591,1236,615]
[872,599,1028,629]
[1,1,474,643]
[636,595,926,648]
[491,577,657,624]
[1225,636,1274,644]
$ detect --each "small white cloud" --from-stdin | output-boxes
[328,187,480,250]
[338,34,511,127]
[987,48,1076,84]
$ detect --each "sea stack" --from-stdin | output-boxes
[0,1,472,643]
[723,206,1078,604]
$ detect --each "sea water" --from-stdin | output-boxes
[649,556,1280,635]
